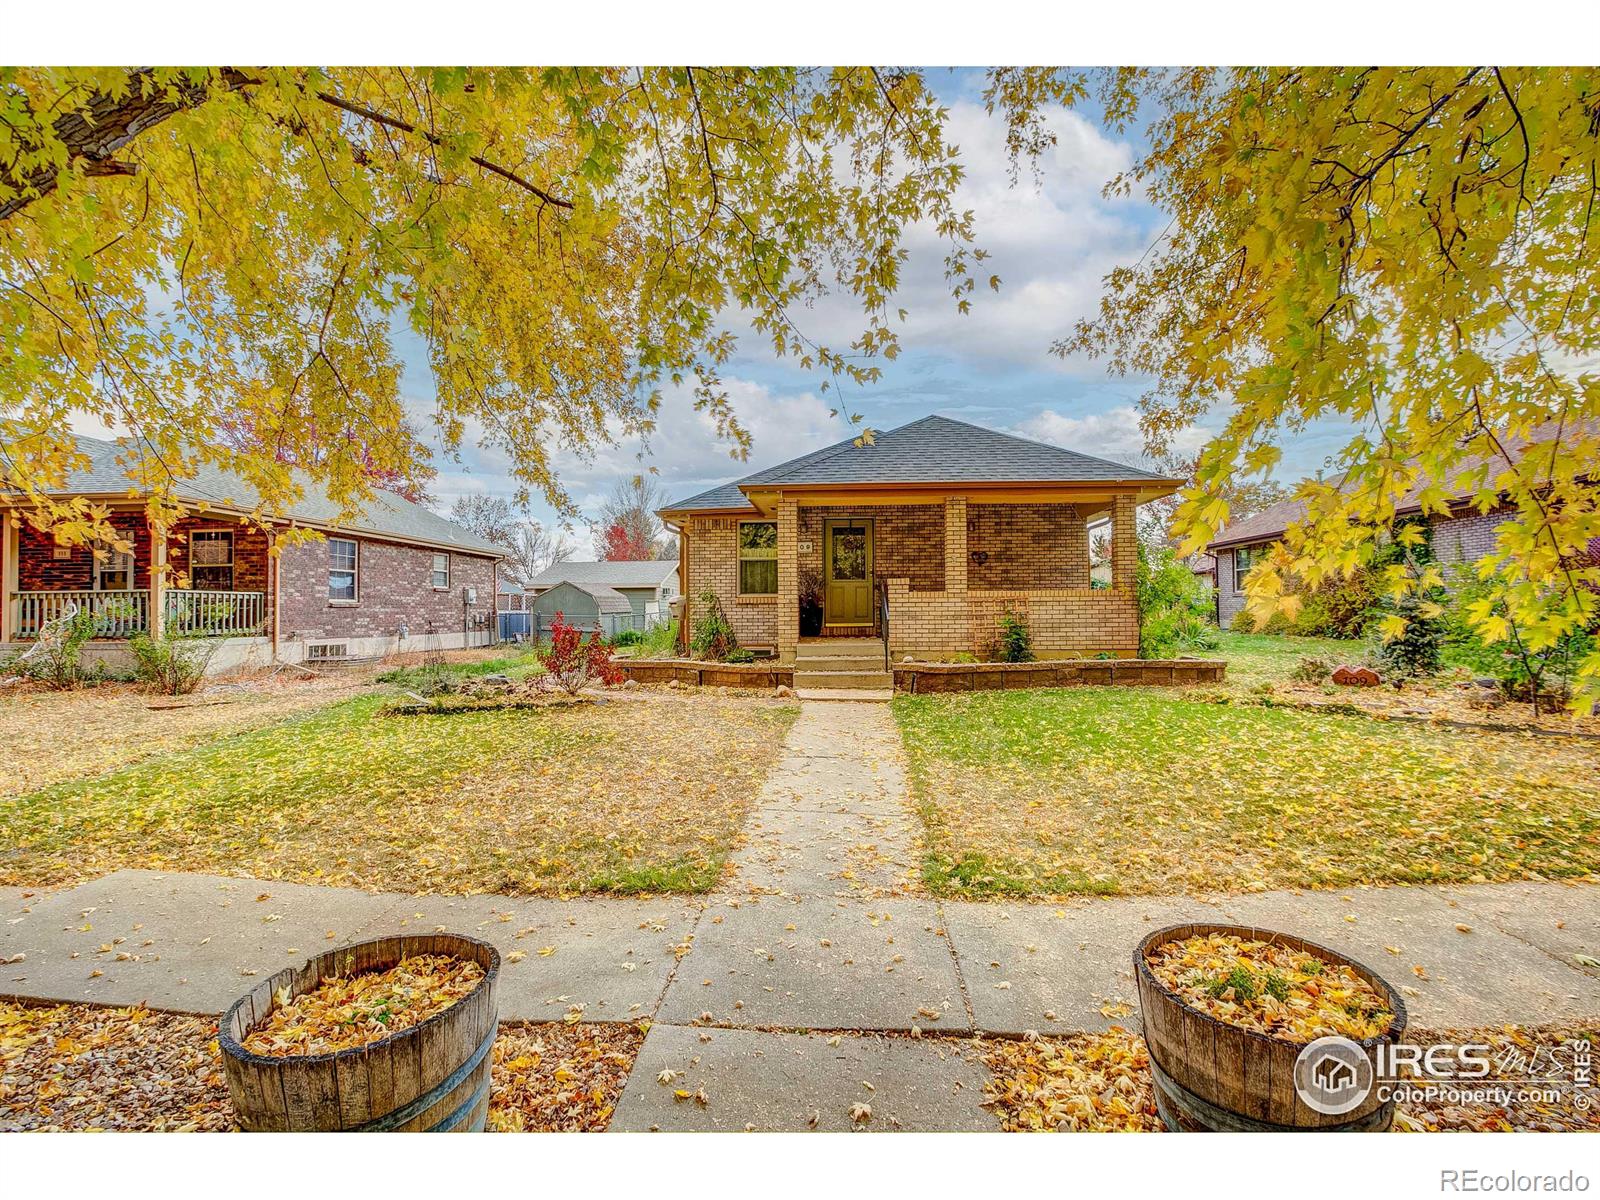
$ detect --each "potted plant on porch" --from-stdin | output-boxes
[798,567,824,637]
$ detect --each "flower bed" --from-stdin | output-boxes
[895,658,1225,693]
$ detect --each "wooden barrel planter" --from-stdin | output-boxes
[219,934,500,1132]
[1135,923,1407,1132]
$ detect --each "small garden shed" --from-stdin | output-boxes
[530,579,635,639]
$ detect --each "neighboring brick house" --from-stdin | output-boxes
[1,434,502,672]
[1208,421,1599,627]
[658,415,1179,678]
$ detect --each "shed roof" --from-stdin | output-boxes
[538,579,633,614]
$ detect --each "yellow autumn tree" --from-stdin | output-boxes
[1053,67,1600,707]
[1,66,987,541]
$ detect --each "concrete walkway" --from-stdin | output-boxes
[3,700,1597,1131]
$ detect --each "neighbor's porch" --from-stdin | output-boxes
[1,509,273,642]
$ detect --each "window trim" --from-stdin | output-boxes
[430,552,451,591]
[1233,544,1263,594]
[328,537,360,605]
[188,528,235,591]
[737,519,779,596]
[93,540,134,592]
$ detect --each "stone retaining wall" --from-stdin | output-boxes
[617,657,1225,692]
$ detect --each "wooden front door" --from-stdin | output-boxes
[823,518,873,626]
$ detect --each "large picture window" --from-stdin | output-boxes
[328,538,359,602]
[189,530,234,590]
[738,521,778,595]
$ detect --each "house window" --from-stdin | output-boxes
[94,541,133,591]
[328,538,359,602]
[738,521,778,595]
[189,530,234,590]
[431,552,450,590]
[1233,544,1264,592]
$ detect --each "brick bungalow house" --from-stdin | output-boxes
[658,415,1179,690]
[1208,421,1599,627]
[1,435,502,672]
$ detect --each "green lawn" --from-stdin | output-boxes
[1209,629,1365,690]
[1,691,797,895]
[893,684,1600,897]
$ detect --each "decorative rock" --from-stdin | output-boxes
[1331,664,1381,687]
[774,685,795,698]
[621,679,640,690]
[481,673,512,686]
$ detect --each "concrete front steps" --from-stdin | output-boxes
[794,636,893,701]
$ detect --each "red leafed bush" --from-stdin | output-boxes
[538,612,623,694]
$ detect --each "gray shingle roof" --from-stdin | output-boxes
[661,415,1174,514]
[42,435,504,556]
[525,559,679,590]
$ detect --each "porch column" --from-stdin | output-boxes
[0,515,14,642]
[776,499,799,664]
[149,520,167,639]
[1111,492,1138,591]
[944,496,967,593]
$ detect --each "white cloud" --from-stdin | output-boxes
[1014,405,1215,467]
[739,101,1151,375]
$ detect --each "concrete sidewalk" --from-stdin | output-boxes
[2,699,1596,1130]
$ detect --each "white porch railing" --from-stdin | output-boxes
[11,588,268,639]
[14,589,150,638]
[164,589,268,637]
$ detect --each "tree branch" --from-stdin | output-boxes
[1,67,255,221]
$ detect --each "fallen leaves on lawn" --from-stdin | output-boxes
[241,955,484,1057]
[1145,933,1394,1043]
[2,693,798,896]
[1,1000,642,1132]
[895,686,1600,898]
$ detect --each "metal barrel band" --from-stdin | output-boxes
[356,1024,496,1132]
[1149,1053,1393,1133]
[430,1073,493,1132]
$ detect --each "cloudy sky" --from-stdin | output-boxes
[403,70,1356,555]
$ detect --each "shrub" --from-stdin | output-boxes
[996,608,1034,663]
[689,588,737,660]
[1138,544,1218,657]
[1373,591,1445,679]
[637,619,680,659]
[537,611,622,694]
[4,606,100,689]
[610,628,643,647]
[725,648,756,664]
[128,632,217,695]
[1290,655,1334,684]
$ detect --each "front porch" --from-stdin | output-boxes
[1,509,274,642]
[683,492,1142,665]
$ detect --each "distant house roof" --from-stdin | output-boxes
[525,559,679,590]
[540,578,633,615]
[1191,553,1217,574]
[1207,419,1597,552]
[23,434,504,556]
[660,415,1178,515]
[497,579,525,595]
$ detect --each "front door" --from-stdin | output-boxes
[823,518,873,626]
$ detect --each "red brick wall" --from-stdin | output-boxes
[967,503,1089,589]
[165,517,270,592]
[18,512,151,591]
[276,535,497,640]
